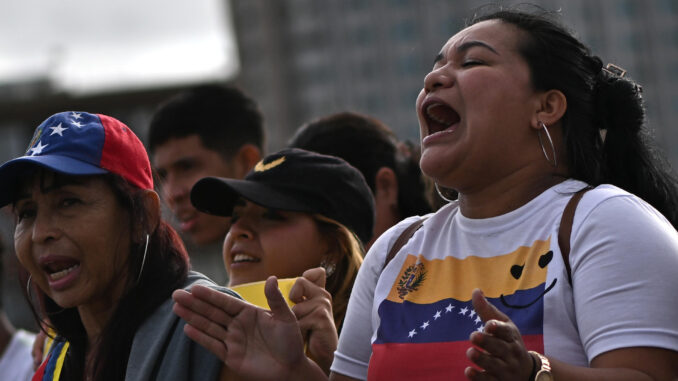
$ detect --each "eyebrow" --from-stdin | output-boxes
[433,40,499,64]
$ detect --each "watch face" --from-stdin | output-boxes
[535,370,554,381]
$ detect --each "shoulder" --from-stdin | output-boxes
[570,184,678,266]
[365,213,438,266]
[575,184,673,232]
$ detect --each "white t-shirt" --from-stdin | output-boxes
[0,329,36,381]
[332,180,678,380]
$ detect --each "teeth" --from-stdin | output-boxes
[49,264,79,281]
[233,254,258,263]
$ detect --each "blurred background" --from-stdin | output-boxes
[1,0,677,329]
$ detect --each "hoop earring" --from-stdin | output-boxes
[136,234,149,283]
[537,121,557,167]
[26,274,33,298]
[435,183,455,203]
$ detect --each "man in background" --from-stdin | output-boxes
[148,84,264,284]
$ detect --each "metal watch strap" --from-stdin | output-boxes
[528,351,553,381]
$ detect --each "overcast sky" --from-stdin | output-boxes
[0,0,239,94]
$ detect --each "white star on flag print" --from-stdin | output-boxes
[405,301,483,341]
[26,115,99,157]
[30,141,48,156]
[49,123,68,136]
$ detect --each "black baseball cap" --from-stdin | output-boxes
[190,148,375,244]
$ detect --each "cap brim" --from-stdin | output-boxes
[191,177,315,216]
[0,155,107,208]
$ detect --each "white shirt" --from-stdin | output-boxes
[0,329,36,381]
[333,180,678,380]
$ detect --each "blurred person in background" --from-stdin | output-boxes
[288,112,432,248]
[0,237,35,381]
[149,84,264,284]
[1,111,238,380]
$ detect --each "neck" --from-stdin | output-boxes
[0,311,16,356]
[457,169,567,219]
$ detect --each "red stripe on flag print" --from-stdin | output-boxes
[369,335,544,380]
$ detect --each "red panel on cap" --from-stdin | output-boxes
[98,114,153,190]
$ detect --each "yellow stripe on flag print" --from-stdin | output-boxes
[386,238,552,303]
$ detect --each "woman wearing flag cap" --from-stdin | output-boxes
[175,147,375,374]
[171,6,678,381]
[0,111,237,381]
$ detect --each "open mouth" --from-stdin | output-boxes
[232,253,260,264]
[424,102,460,135]
[43,260,80,281]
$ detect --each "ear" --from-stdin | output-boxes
[232,144,262,178]
[374,167,398,207]
[531,89,567,130]
[141,189,161,236]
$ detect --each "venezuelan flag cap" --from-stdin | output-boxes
[0,111,153,207]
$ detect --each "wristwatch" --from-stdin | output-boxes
[528,351,553,381]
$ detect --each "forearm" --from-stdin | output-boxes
[550,357,663,381]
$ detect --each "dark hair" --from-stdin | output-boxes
[312,215,364,333]
[23,173,189,380]
[289,112,432,218]
[148,84,265,158]
[470,7,678,227]
[0,236,4,309]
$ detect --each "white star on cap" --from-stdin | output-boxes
[71,120,83,128]
[30,141,48,156]
[408,329,417,338]
[433,311,441,320]
[445,304,454,313]
[71,112,83,120]
[420,321,429,330]
[49,123,68,136]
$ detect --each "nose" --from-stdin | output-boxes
[228,216,255,241]
[32,209,61,244]
[423,65,453,93]
[162,175,190,207]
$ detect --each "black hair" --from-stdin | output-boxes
[288,111,432,219]
[21,172,189,380]
[470,6,678,227]
[148,84,265,158]
[0,236,4,309]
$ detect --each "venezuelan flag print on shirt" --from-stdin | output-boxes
[368,238,554,380]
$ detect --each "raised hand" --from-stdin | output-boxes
[465,289,534,381]
[172,277,314,380]
[290,267,338,374]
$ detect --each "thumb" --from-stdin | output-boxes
[264,276,297,323]
[471,288,509,323]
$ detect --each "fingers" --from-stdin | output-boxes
[173,300,229,337]
[182,322,228,361]
[471,289,509,324]
[188,285,249,316]
[173,289,236,325]
[302,267,326,288]
[464,366,499,381]
[265,276,297,323]
[289,275,332,305]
